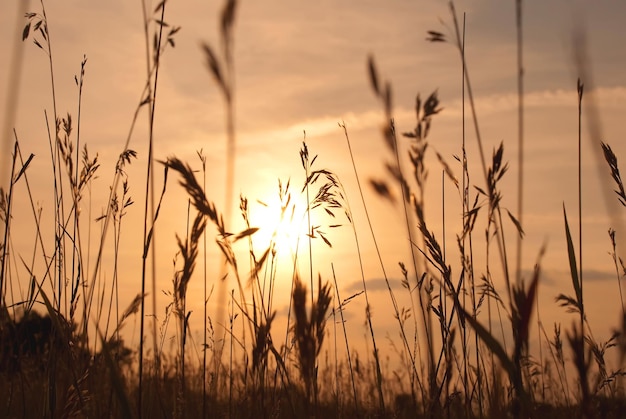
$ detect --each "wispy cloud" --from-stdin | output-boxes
[345,277,403,294]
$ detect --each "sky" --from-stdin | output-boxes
[2,0,626,379]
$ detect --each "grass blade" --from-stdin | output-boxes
[563,204,582,307]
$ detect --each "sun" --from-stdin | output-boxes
[243,167,347,271]
[248,180,312,257]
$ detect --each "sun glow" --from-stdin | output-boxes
[248,180,310,258]
[246,175,342,264]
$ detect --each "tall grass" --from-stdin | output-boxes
[2,0,626,418]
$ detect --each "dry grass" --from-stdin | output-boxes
[2,0,626,418]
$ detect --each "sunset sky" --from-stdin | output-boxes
[2,0,626,370]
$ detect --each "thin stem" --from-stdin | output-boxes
[72,56,87,349]
[139,1,168,415]
[515,0,524,288]
[150,0,167,385]
[577,79,584,334]
[441,170,448,404]
[459,12,472,412]
[449,2,512,302]
[391,119,435,394]
[40,0,65,316]
[137,0,152,412]
[200,152,208,418]
[303,137,314,305]
[609,230,625,316]
[331,263,359,415]
[229,289,234,418]
[341,121,423,412]
[0,141,19,302]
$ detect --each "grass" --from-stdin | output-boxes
[2,0,626,418]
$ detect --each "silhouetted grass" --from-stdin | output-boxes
[2,0,626,418]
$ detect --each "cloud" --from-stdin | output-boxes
[345,277,404,294]
[539,268,616,289]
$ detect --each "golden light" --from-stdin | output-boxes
[248,179,313,259]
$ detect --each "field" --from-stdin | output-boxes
[2,1,626,418]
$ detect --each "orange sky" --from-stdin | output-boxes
[2,0,626,376]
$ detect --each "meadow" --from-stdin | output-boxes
[2,0,626,418]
